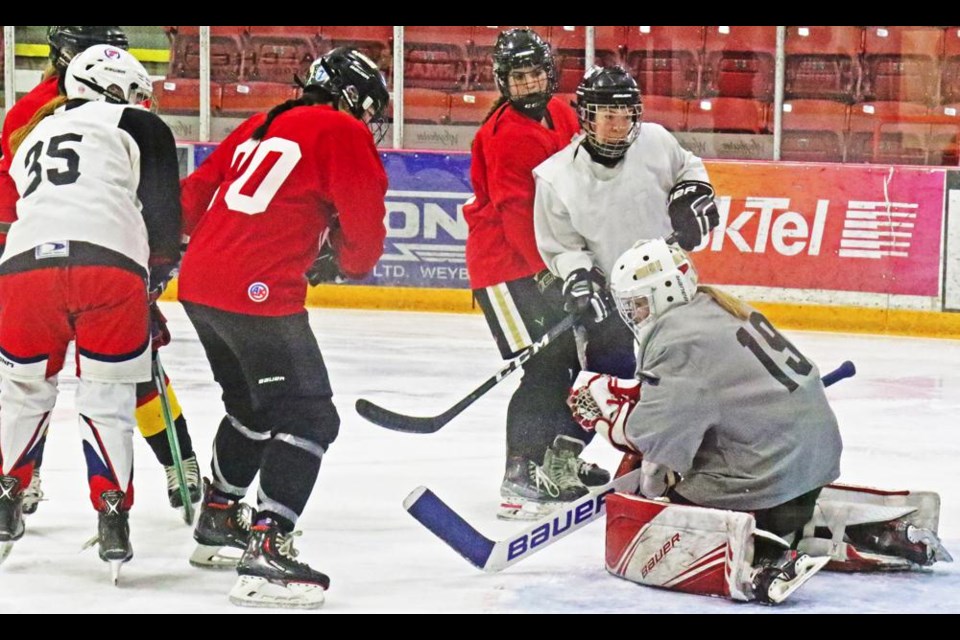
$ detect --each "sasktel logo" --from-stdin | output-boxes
[701,196,918,259]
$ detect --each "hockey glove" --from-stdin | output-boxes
[667,180,720,251]
[149,301,171,351]
[640,460,678,498]
[148,262,179,302]
[562,267,612,323]
[568,370,641,454]
[306,240,344,285]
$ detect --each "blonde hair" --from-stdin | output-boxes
[697,284,752,321]
[9,96,69,157]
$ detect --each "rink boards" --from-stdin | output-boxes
[169,144,960,338]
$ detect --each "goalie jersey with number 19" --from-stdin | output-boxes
[608,240,842,512]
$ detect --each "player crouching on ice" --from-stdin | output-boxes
[567,238,952,604]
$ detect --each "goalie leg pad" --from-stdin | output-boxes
[798,483,952,571]
[605,493,757,602]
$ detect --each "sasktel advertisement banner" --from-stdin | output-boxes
[698,162,945,297]
[190,147,946,297]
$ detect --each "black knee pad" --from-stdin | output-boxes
[263,395,340,451]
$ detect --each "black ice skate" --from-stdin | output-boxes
[499,436,590,521]
[574,457,611,486]
[0,475,25,566]
[165,454,201,509]
[751,550,829,604]
[96,490,133,585]
[228,519,329,609]
[190,478,253,569]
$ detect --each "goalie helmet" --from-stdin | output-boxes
[576,65,643,161]
[305,47,390,144]
[609,238,698,341]
[63,44,153,108]
[47,26,129,74]
[492,28,557,119]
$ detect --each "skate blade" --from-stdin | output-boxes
[228,575,325,609]
[766,555,829,604]
[189,544,243,570]
[110,559,124,586]
[0,541,14,566]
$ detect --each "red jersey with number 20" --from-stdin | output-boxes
[179,104,387,316]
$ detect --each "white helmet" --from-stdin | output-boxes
[64,44,153,108]
[609,238,698,341]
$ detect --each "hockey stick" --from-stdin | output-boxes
[404,361,856,573]
[405,468,644,572]
[153,354,195,525]
[355,313,581,434]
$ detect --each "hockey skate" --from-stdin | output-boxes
[499,436,589,521]
[574,457,610,487]
[0,475,25,566]
[190,478,253,569]
[96,490,133,585]
[846,519,953,567]
[751,550,829,604]
[165,455,201,509]
[21,470,44,516]
[228,519,329,609]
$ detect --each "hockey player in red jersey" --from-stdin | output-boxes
[464,28,609,522]
[0,45,182,581]
[179,47,389,608]
[0,26,200,518]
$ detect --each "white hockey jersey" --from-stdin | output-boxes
[3,100,181,271]
[533,124,709,280]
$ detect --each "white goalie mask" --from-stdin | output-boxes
[609,238,698,341]
[64,44,153,108]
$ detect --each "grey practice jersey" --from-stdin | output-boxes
[626,293,842,511]
[5,100,181,270]
[533,124,709,280]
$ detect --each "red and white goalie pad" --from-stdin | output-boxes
[797,483,950,571]
[605,492,759,602]
[568,371,641,454]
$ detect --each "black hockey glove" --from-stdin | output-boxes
[667,180,720,251]
[148,262,179,302]
[562,267,611,323]
[306,241,344,285]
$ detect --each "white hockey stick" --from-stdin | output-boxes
[403,468,643,572]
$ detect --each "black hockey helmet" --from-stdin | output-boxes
[492,28,557,119]
[304,47,390,144]
[576,65,643,161]
[47,26,129,74]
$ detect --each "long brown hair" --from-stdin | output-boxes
[251,85,331,141]
[10,95,69,157]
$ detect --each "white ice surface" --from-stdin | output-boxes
[0,303,957,613]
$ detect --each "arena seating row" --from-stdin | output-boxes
[162,26,960,106]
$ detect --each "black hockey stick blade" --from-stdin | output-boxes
[355,314,581,434]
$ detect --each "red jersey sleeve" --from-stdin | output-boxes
[325,122,387,279]
[180,115,264,236]
[486,130,554,273]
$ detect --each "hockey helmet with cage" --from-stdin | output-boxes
[609,238,698,342]
[63,44,154,108]
[304,47,390,144]
[576,65,643,161]
[47,26,129,74]
[492,28,557,119]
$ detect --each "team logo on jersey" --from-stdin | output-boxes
[36,241,69,259]
[248,282,270,303]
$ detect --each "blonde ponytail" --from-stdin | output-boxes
[697,285,752,321]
